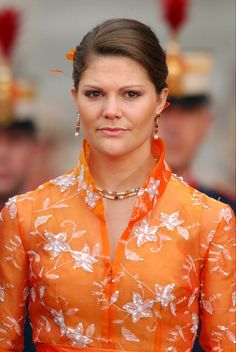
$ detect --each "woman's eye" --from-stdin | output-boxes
[124,91,141,98]
[85,90,101,97]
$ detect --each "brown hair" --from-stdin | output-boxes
[72,18,168,93]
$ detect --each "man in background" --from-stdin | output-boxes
[159,51,235,352]
[0,117,37,352]
[159,51,236,213]
[0,119,37,209]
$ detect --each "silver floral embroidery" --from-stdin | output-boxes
[48,307,94,346]
[121,327,140,342]
[171,173,189,187]
[208,239,233,276]
[37,285,95,347]
[5,196,17,219]
[77,165,87,193]
[139,177,160,201]
[167,324,187,345]
[43,231,69,258]
[36,315,51,336]
[0,316,22,337]
[191,191,209,208]
[4,235,23,270]
[201,230,216,249]
[123,291,154,323]
[42,230,98,272]
[0,283,14,302]
[84,185,100,208]
[181,255,197,289]
[201,292,222,315]
[35,215,52,229]
[72,244,98,272]
[177,226,189,240]
[125,248,144,261]
[132,218,159,247]
[216,325,236,344]
[30,287,36,302]
[220,207,232,224]
[155,283,176,308]
[51,172,76,192]
[65,323,94,346]
[92,278,122,311]
[39,285,45,300]
[230,291,236,313]
[160,211,184,231]
[190,313,198,334]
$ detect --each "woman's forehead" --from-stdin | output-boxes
[80,55,152,86]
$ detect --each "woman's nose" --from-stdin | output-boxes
[103,96,121,119]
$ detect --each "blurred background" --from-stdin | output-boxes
[0,0,235,193]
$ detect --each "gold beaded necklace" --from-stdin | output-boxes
[96,186,140,200]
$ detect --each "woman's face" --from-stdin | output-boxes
[71,55,168,158]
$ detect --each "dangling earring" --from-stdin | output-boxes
[75,112,80,136]
[153,114,160,140]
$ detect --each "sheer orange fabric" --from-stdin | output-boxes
[0,138,235,352]
[37,344,136,352]
[37,344,138,352]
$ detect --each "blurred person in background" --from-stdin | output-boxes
[159,51,236,213]
[0,118,37,352]
[159,3,236,348]
[159,50,235,352]
[0,119,37,209]
[159,0,235,214]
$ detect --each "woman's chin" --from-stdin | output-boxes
[92,138,134,159]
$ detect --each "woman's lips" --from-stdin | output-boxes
[97,127,129,136]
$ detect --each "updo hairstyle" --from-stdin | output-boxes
[72,18,168,93]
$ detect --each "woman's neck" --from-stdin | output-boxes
[88,143,157,192]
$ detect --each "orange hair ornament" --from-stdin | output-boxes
[65,48,76,61]
[49,48,76,74]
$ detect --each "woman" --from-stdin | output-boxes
[0,19,235,352]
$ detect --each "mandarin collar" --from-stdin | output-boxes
[75,138,172,222]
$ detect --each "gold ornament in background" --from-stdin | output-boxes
[166,40,186,96]
[0,60,37,125]
[0,8,36,126]
[0,61,13,124]
[166,40,213,97]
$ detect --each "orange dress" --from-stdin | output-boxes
[0,139,235,352]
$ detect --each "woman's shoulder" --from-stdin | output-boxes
[167,173,234,218]
[165,174,235,247]
[5,168,78,211]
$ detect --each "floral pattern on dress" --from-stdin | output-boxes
[132,218,159,247]
[0,138,235,352]
[138,177,160,201]
[71,244,98,272]
[123,291,154,323]
[51,172,76,192]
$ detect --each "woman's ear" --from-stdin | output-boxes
[70,87,77,104]
[156,88,169,115]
